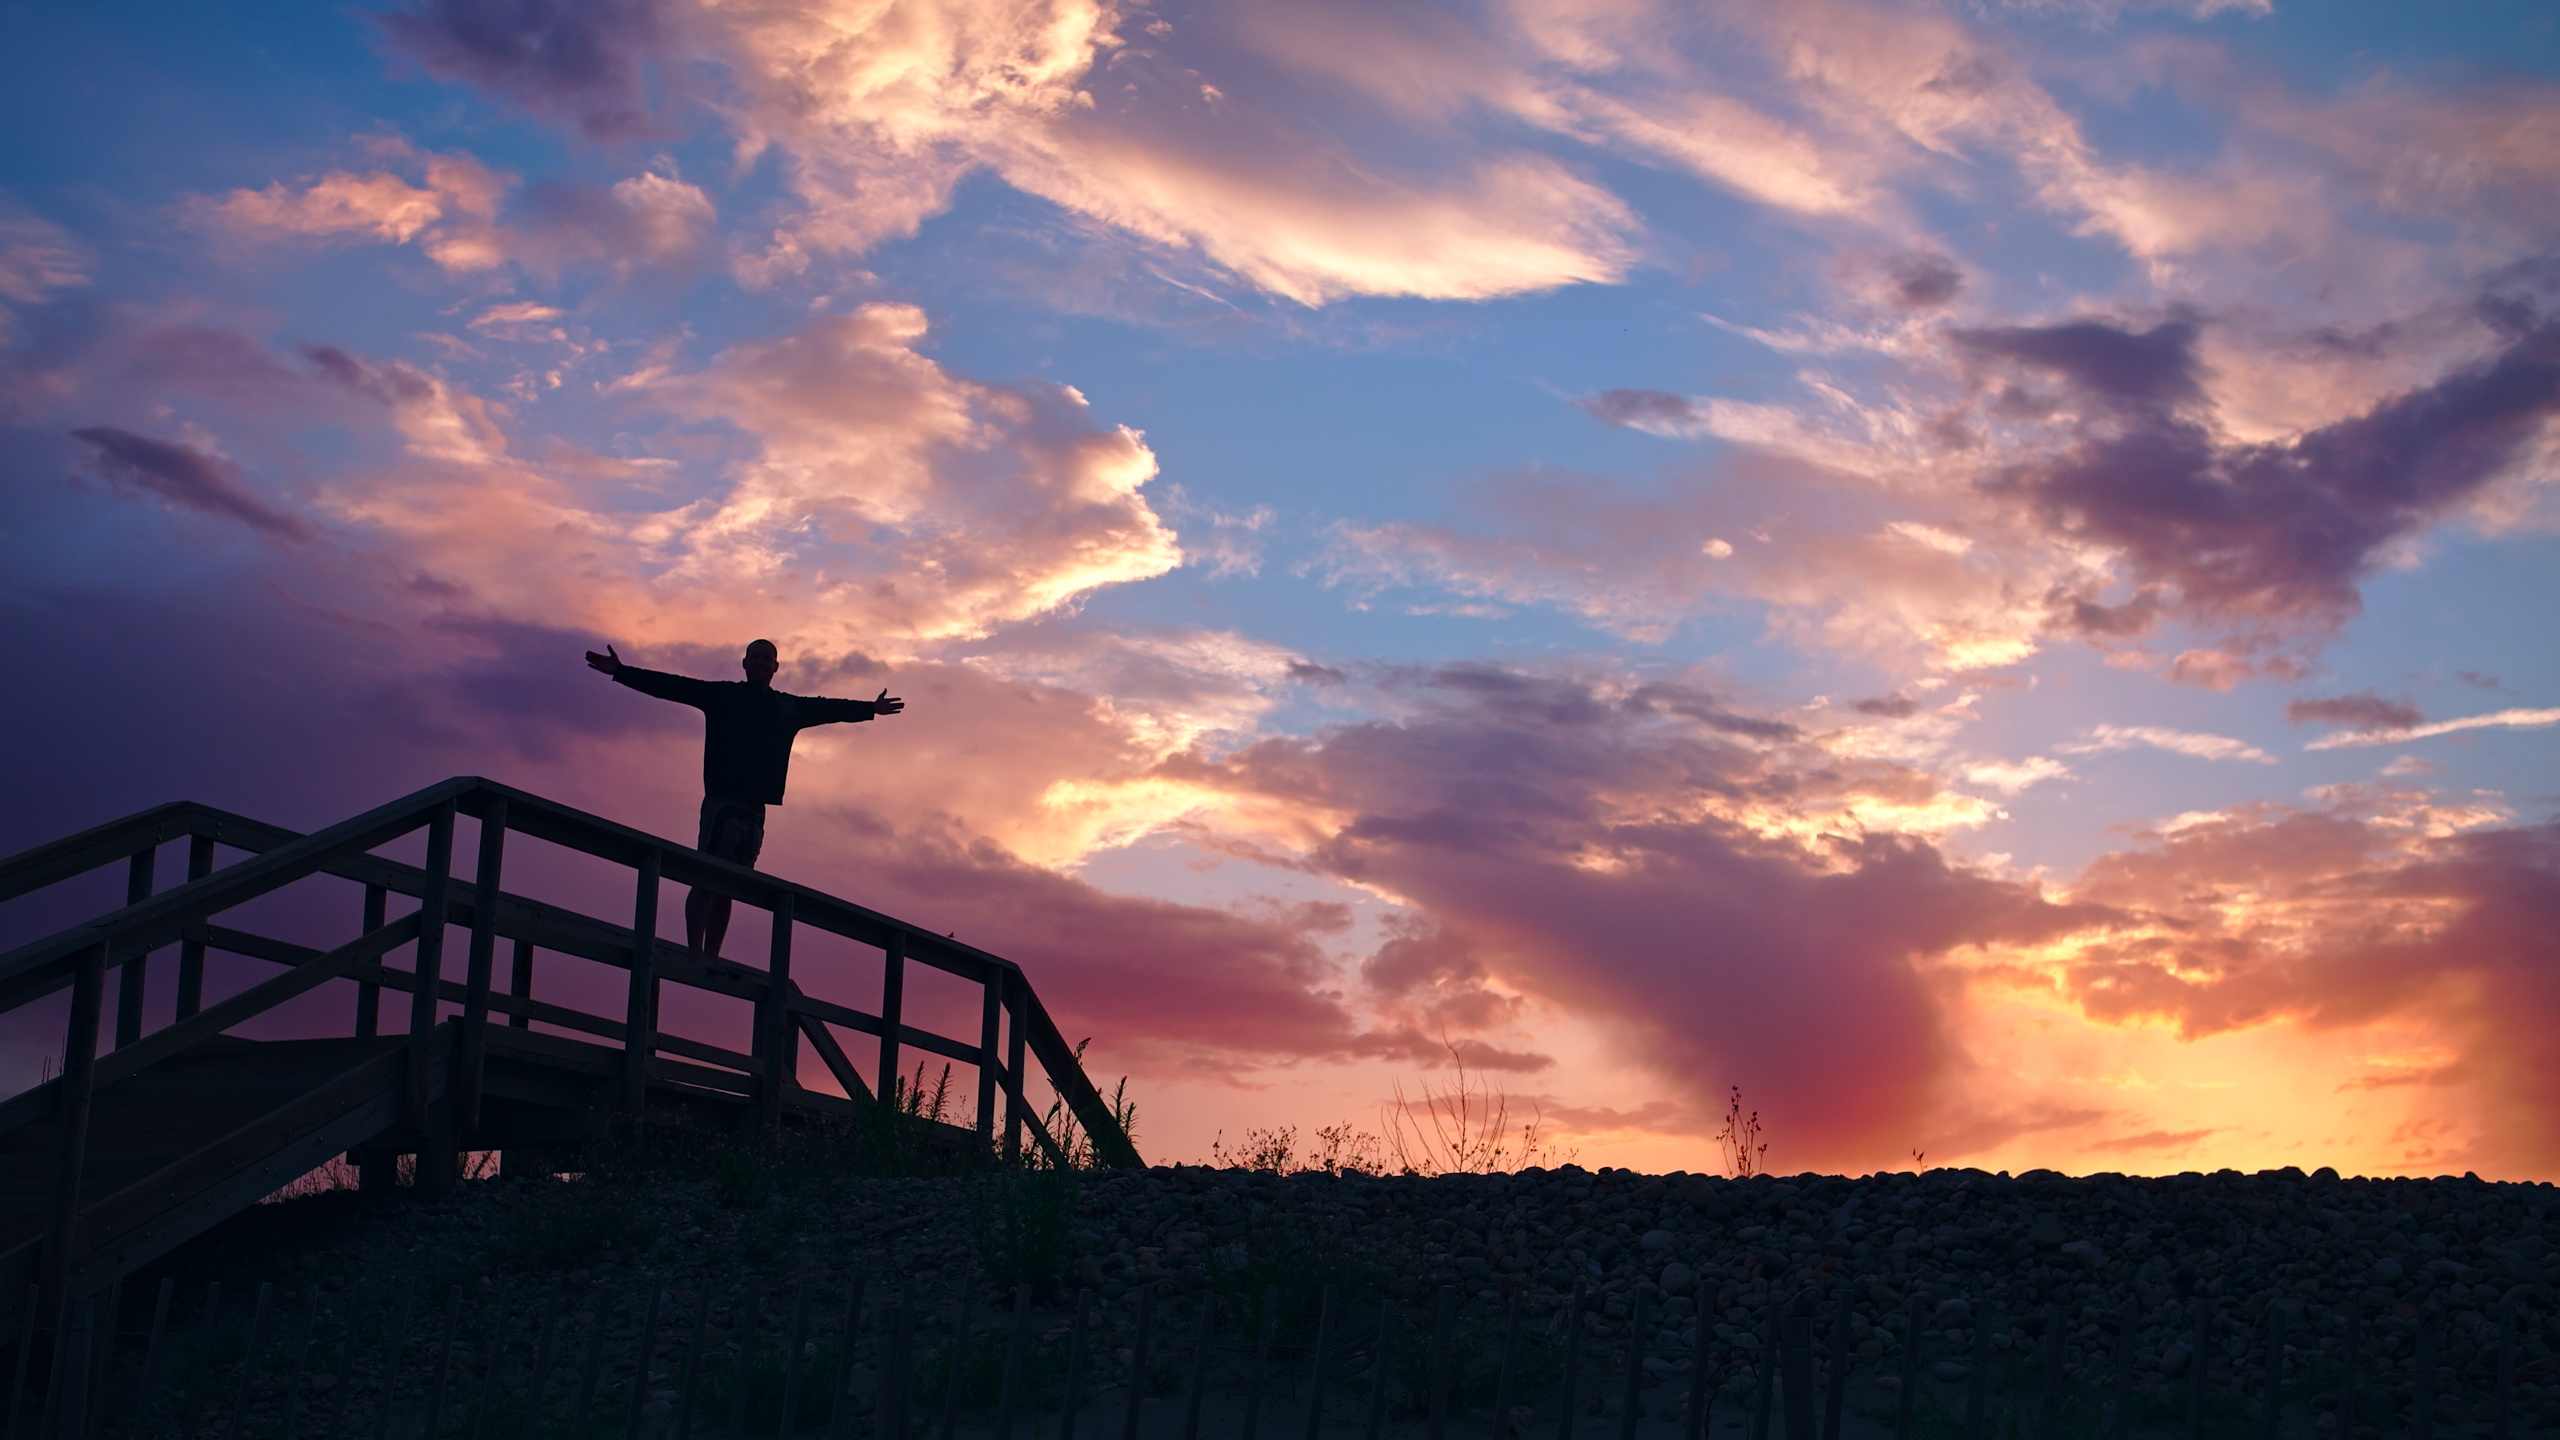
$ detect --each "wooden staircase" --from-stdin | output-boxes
[0,778,1138,1337]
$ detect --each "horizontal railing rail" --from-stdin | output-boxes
[0,775,1135,1314]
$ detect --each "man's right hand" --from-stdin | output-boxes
[585,644,623,676]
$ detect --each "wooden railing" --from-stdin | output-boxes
[0,777,1139,1298]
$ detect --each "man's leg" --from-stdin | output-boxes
[684,885,713,955]
[702,894,736,960]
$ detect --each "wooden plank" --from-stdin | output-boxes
[407,803,456,1134]
[114,849,156,1050]
[68,1048,414,1294]
[0,916,427,1137]
[620,851,659,1116]
[42,942,108,1306]
[1016,985,1141,1168]
[756,894,794,1132]
[793,1012,874,1106]
[783,992,979,1067]
[175,836,215,1020]
[0,803,193,906]
[457,796,508,1129]
[0,778,473,1012]
[878,933,905,1110]
[338,960,754,1075]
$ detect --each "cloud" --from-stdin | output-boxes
[68,426,314,541]
[2085,1126,2220,1154]
[1853,693,1921,719]
[387,0,1639,305]
[1971,308,2560,637]
[1964,756,2071,794]
[379,0,669,142]
[2286,691,2425,731]
[1575,388,1704,434]
[2304,705,2560,751]
[1135,663,2108,1166]
[297,305,1177,655]
[2058,724,2275,764]
[188,143,511,271]
[2056,794,2560,1173]
[0,199,90,343]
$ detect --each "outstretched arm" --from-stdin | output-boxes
[587,644,717,706]
[804,688,905,724]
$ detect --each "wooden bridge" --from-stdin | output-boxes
[0,776,1139,1333]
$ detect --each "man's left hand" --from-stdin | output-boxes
[875,688,905,716]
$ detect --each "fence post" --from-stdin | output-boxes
[977,972,1002,1154]
[406,800,456,1133]
[458,794,507,1130]
[878,933,907,1111]
[758,892,796,1133]
[621,848,661,1116]
[114,846,155,1049]
[1002,978,1027,1167]
[355,885,386,1039]
[41,941,109,1309]
[174,835,214,1019]
[507,939,534,1031]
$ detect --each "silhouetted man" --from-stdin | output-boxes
[585,639,904,958]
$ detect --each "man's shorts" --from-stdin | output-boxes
[697,797,766,868]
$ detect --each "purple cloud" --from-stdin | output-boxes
[1885,251,1963,309]
[69,426,312,541]
[1574,387,1700,430]
[380,0,667,142]
[2286,690,2425,730]
[1971,307,2560,632]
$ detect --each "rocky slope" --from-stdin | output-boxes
[102,1162,2560,1438]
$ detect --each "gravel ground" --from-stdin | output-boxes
[59,1163,2560,1440]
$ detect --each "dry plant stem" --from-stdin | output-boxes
[830,1274,869,1440]
[1060,1288,1094,1440]
[1178,1298,1213,1440]
[996,1284,1031,1440]
[371,1281,411,1440]
[1365,1299,1395,1440]
[935,1291,967,1440]
[626,1283,666,1440]
[1555,1283,1584,1440]
[677,1287,715,1440]
[1123,1283,1155,1440]
[726,1282,764,1440]
[1302,1284,1335,1440]
[225,1281,275,1440]
[1382,1041,1561,1175]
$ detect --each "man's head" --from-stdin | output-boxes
[742,639,779,686]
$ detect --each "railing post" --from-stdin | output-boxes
[457,795,508,1131]
[1002,975,1026,1167]
[113,847,156,1049]
[976,971,1001,1154]
[405,801,456,1135]
[355,885,387,1038]
[877,932,906,1111]
[173,835,214,1019]
[621,849,661,1116]
[507,939,534,1030]
[42,941,109,1309]
[757,892,795,1133]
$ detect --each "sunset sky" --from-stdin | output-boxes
[3,0,2557,1180]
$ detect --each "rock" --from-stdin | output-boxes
[1934,1362,1970,1382]
[1660,1263,1697,1296]
[2028,1215,2067,1248]
[1641,1230,1676,1251]
[2373,1258,2404,1282]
